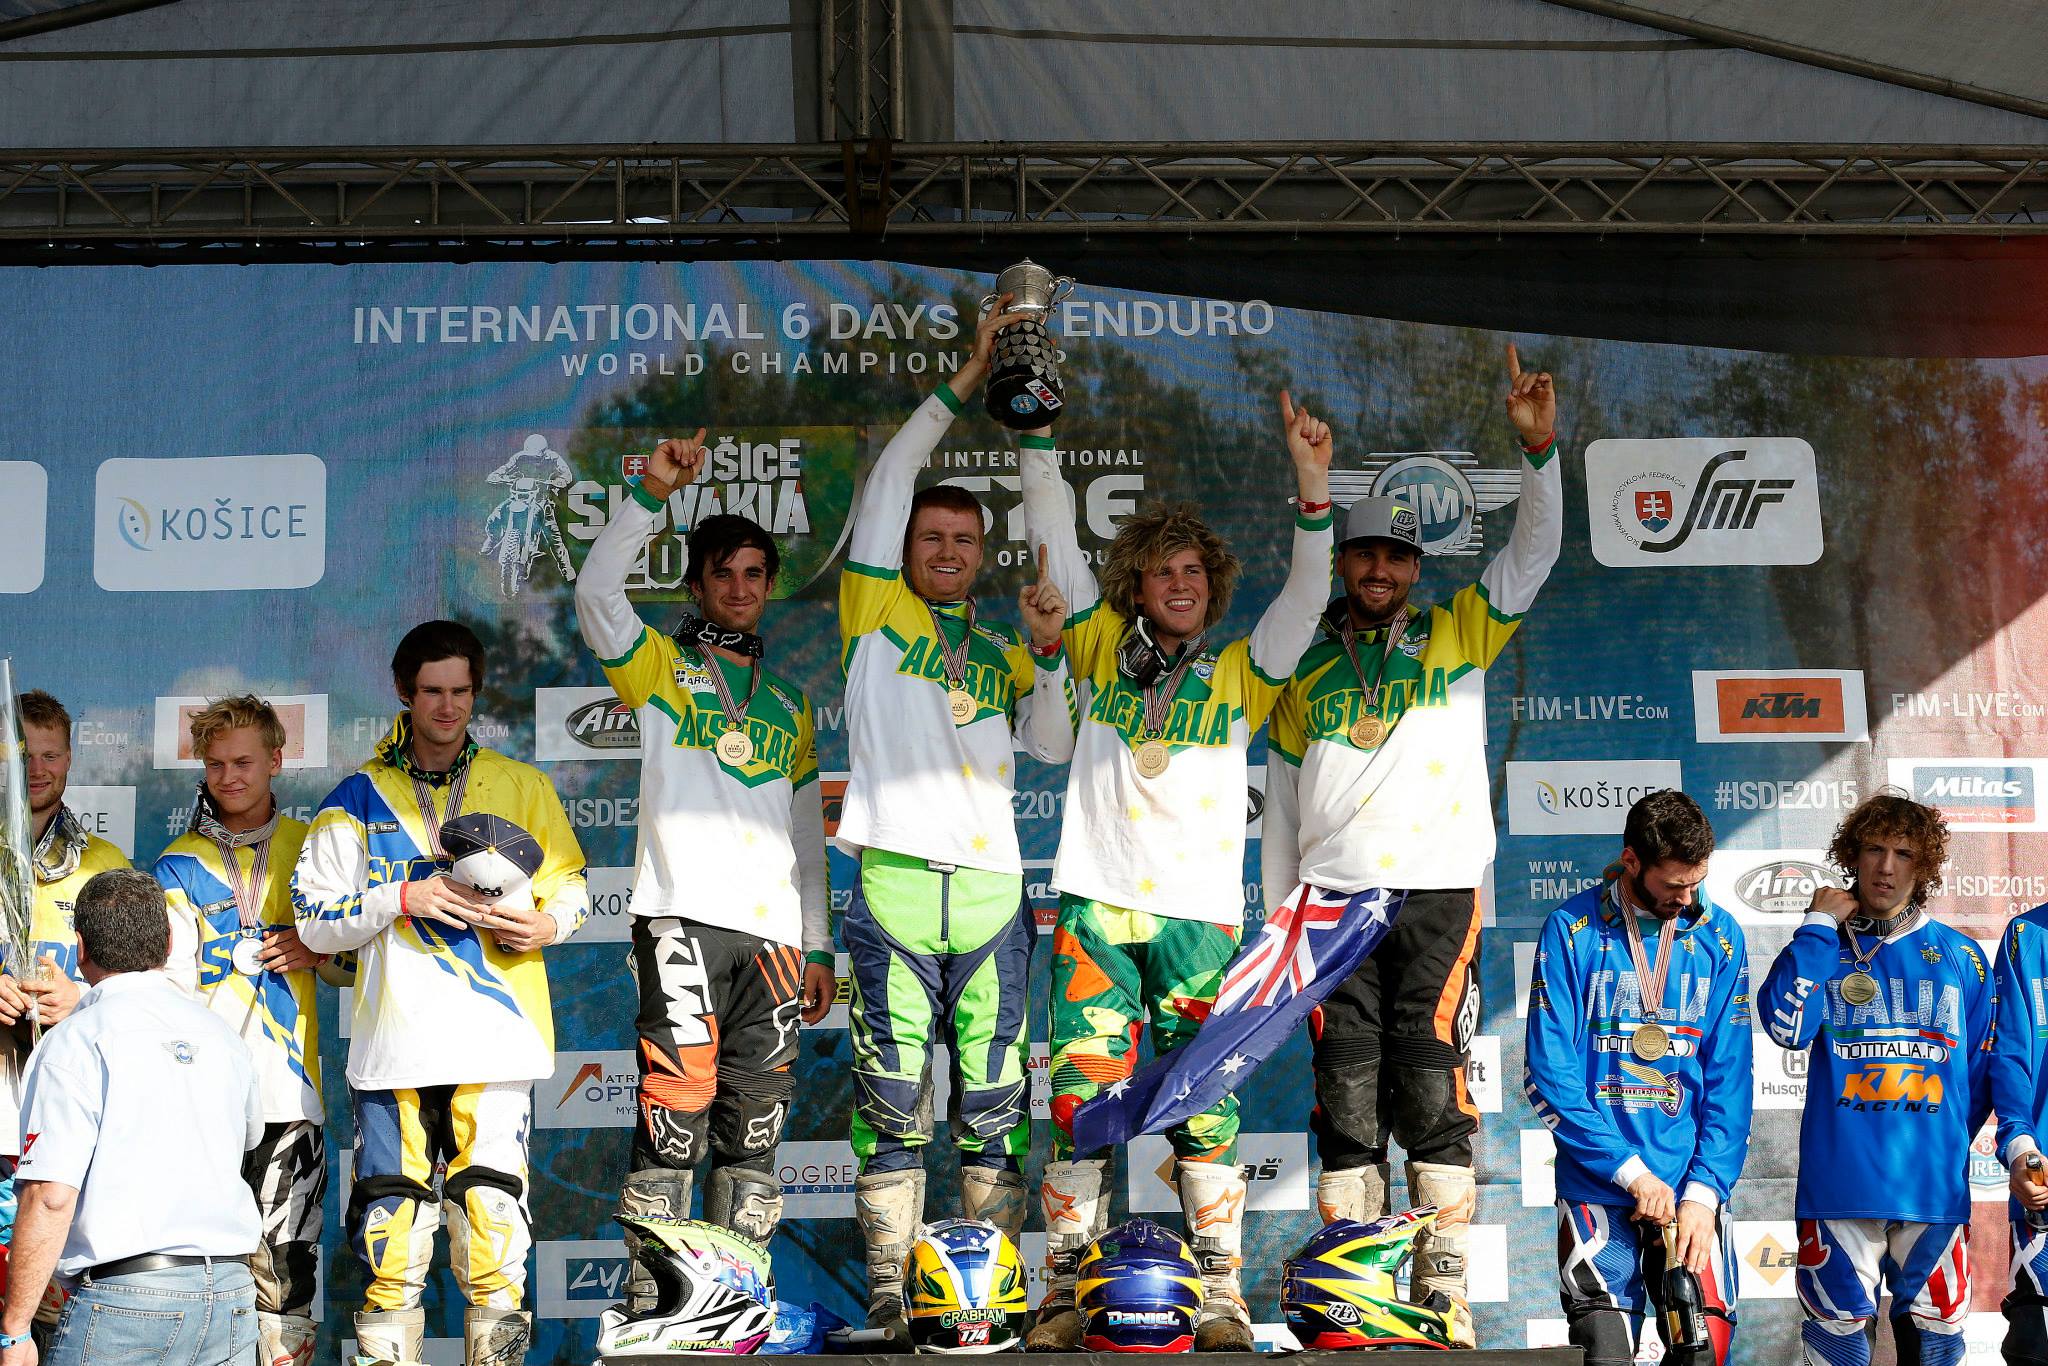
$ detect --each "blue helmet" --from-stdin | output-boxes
[1074,1219,1203,1353]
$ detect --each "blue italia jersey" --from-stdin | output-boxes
[156,817,322,1124]
[1760,909,1993,1222]
[1524,880,1753,1208]
[293,718,589,1090]
[1991,904,2048,1215]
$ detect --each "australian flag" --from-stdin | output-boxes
[1070,885,1403,1154]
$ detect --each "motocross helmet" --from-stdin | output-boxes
[904,1218,1029,1353]
[1074,1218,1203,1353]
[595,1216,775,1357]
[1280,1207,1471,1350]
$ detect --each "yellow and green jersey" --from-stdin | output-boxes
[156,816,323,1124]
[1021,436,1334,927]
[1263,438,1562,899]
[576,483,829,952]
[292,718,588,1090]
[837,389,1076,875]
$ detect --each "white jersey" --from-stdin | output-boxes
[576,485,829,952]
[1021,436,1333,925]
[1262,436,1562,901]
[836,388,1077,875]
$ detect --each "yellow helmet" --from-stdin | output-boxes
[904,1218,1029,1353]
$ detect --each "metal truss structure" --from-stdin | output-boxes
[3,143,2046,259]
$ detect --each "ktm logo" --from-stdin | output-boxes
[1714,677,1845,735]
[1838,1062,1942,1106]
[820,777,848,839]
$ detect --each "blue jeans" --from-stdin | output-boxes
[46,1261,256,1366]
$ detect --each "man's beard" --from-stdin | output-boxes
[1348,583,1412,627]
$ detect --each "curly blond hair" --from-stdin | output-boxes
[1828,789,1951,909]
[187,695,287,760]
[1098,501,1241,630]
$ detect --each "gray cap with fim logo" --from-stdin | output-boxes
[1339,495,1424,553]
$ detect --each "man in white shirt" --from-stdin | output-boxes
[0,868,261,1366]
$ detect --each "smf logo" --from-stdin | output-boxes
[1837,1062,1942,1111]
[1693,671,1867,744]
[482,434,577,601]
[95,455,328,592]
[1733,860,1841,916]
[1328,452,1521,557]
[1585,437,1822,569]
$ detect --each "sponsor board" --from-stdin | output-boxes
[1887,758,2048,832]
[1692,670,1868,744]
[1509,692,1672,724]
[1705,849,1843,926]
[820,771,849,839]
[1524,856,1604,908]
[536,1238,630,1319]
[1505,760,1684,836]
[1019,1231,1049,1306]
[778,1139,857,1218]
[583,866,634,943]
[1328,451,1522,557]
[1752,1033,1808,1111]
[1519,1128,1556,1207]
[1585,437,1822,568]
[1735,1220,1800,1300]
[153,693,329,770]
[1025,857,1058,934]
[1466,1224,1509,1302]
[536,686,639,761]
[95,454,327,591]
[63,785,136,858]
[1890,690,2048,723]
[0,462,47,593]
[537,1050,637,1129]
[1467,1035,1503,1114]
[1128,1132,1310,1213]
[1513,939,1538,1020]
[1971,1119,2008,1203]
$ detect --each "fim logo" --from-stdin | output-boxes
[1329,452,1521,557]
[567,697,641,752]
[482,434,577,601]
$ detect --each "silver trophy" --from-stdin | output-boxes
[978,259,1075,430]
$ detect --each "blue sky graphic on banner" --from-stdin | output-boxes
[2,258,2046,1362]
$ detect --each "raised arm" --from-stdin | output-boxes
[576,434,703,684]
[1245,392,1336,687]
[1018,431,1098,620]
[1474,344,1565,635]
[1012,543,1077,764]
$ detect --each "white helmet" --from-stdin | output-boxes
[597,1217,776,1357]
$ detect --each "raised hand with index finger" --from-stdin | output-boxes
[1504,342,1557,446]
[1018,542,1069,648]
[644,427,708,499]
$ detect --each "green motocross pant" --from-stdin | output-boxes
[844,848,1035,1172]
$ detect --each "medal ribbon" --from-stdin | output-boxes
[1616,884,1676,1027]
[1140,633,1207,739]
[924,600,977,693]
[1337,607,1413,726]
[410,762,472,863]
[1845,907,1921,974]
[696,644,762,736]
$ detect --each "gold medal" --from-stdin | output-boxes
[1348,714,1388,749]
[1840,969,1880,1006]
[716,727,755,766]
[948,687,976,724]
[1133,739,1172,778]
[1631,1022,1670,1061]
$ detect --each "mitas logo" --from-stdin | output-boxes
[1734,860,1842,915]
[1585,438,1822,568]
[1328,452,1523,557]
[1888,759,2046,831]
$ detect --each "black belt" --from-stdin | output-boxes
[84,1253,246,1281]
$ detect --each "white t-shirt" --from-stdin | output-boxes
[16,971,261,1276]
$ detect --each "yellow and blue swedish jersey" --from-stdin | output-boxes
[292,719,588,1090]
[575,484,829,951]
[155,816,323,1124]
[1020,437,1333,926]
[1263,438,1561,900]
[836,390,1076,875]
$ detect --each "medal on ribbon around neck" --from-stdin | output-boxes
[1617,884,1678,1063]
[1130,630,1206,780]
[1339,608,1411,751]
[1839,913,1906,1007]
[697,641,762,769]
[926,601,980,726]
[231,929,267,977]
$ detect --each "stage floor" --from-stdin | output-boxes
[601,1354,1584,1364]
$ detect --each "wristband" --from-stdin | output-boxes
[1519,431,1556,454]
[0,1332,32,1349]
[1029,639,1063,658]
[804,950,836,969]
[399,881,411,919]
[1294,497,1332,514]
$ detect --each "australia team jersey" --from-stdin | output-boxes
[1760,910,1992,1222]
[1991,904,2048,1215]
[155,817,323,1124]
[0,812,127,1153]
[837,389,1076,875]
[1263,437,1560,901]
[293,720,589,1090]
[1523,881,1753,1208]
[1022,438,1333,926]
[577,484,829,952]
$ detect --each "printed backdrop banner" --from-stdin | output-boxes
[2,259,2045,1365]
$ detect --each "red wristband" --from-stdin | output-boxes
[399,881,411,919]
[1030,639,1062,658]
[1295,497,1332,514]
